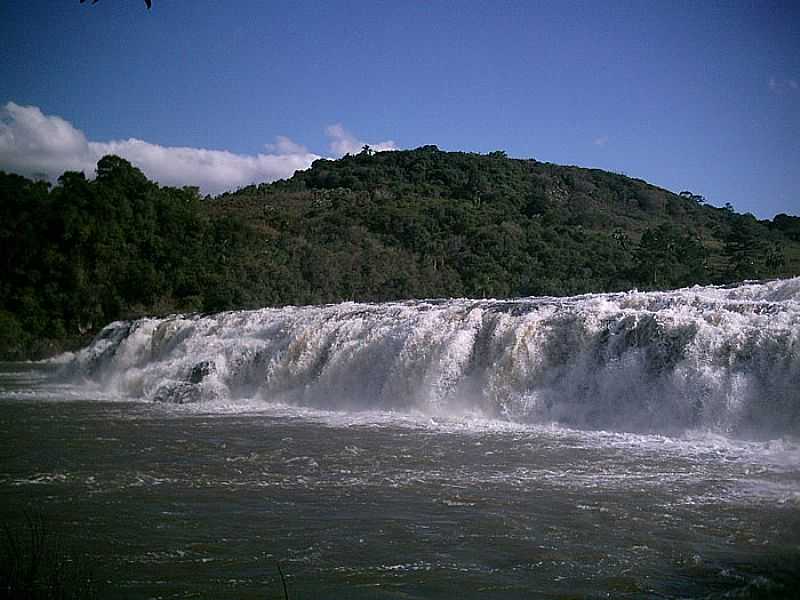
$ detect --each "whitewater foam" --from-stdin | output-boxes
[63,279,800,438]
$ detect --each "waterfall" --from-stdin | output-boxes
[66,279,800,437]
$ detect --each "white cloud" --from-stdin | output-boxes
[0,102,401,193]
[264,135,310,155]
[88,138,320,193]
[0,102,324,194]
[325,123,397,157]
[768,76,799,94]
[0,102,94,177]
[592,135,609,147]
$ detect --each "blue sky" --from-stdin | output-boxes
[1,1,798,217]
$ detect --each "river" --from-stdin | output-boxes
[1,279,799,598]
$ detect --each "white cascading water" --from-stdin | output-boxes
[66,279,800,437]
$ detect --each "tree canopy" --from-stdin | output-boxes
[1,147,798,359]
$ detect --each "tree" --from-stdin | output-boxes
[765,243,786,275]
[723,215,768,280]
[772,213,800,241]
[634,224,707,288]
[95,155,150,191]
[81,0,152,8]
[2,147,798,360]
[612,228,629,250]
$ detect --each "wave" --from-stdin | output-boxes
[64,279,800,438]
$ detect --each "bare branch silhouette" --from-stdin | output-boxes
[80,0,152,8]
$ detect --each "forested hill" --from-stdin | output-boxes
[2,147,799,359]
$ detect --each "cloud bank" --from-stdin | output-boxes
[0,102,397,194]
[768,77,799,93]
[325,123,396,157]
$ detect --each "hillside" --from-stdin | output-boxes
[1,147,799,359]
[208,145,799,299]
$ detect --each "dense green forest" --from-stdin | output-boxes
[2,147,799,359]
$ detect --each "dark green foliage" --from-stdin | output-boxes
[634,224,707,288]
[1,148,798,359]
[0,163,221,357]
[0,512,100,599]
[771,213,800,242]
[723,214,771,280]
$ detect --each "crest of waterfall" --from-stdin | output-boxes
[66,279,800,437]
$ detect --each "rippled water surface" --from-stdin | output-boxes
[1,363,799,599]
